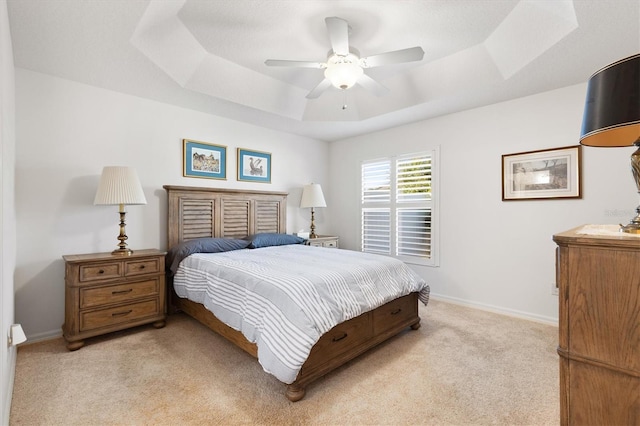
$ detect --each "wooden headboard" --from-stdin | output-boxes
[163,185,288,248]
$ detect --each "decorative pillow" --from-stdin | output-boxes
[166,238,250,275]
[244,233,306,249]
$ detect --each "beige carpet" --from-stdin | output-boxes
[10,299,559,425]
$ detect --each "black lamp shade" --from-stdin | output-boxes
[580,54,640,147]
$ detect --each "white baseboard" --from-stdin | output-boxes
[3,348,16,426]
[429,293,559,326]
[20,329,62,345]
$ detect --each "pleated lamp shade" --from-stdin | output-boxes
[94,166,147,206]
[300,183,327,208]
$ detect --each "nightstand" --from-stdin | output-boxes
[305,235,339,248]
[62,249,166,350]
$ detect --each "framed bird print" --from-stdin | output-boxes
[237,148,271,183]
[183,139,227,180]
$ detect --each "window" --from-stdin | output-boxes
[361,149,439,266]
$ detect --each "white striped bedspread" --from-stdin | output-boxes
[173,244,430,384]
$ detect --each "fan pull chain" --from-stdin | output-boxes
[342,89,348,110]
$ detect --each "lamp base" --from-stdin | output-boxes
[620,204,640,234]
[309,207,318,239]
[112,208,133,255]
[112,248,134,256]
[621,142,640,234]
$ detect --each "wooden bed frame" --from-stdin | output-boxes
[164,185,422,401]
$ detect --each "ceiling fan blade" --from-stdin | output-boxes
[357,73,389,97]
[325,17,350,56]
[265,59,325,69]
[306,78,333,99]
[360,46,425,68]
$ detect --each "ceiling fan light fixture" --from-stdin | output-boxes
[324,54,363,90]
[265,17,423,99]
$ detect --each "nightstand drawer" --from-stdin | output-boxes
[80,299,159,331]
[305,235,339,248]
[125,258,160,276]
[79,262,122,282]
[373,293,417,334]
[80,279,160,309]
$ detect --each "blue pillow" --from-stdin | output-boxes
[244,233,306,249]
[166,238,250,275]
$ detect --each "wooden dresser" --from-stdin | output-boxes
[62,249,166,350]
[553,227,639,425]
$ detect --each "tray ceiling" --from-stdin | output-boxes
[7,0,640,141]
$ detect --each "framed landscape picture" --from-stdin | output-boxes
[237,148,271,183]
[502,145,582,201]
[183,139,227,180]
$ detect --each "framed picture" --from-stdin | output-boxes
[502,145,582,201]
[237,148,271,183]
[183,139,227,180]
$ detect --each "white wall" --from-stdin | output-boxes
[12,59,637,343]
[14,69,329,341]
[328,84,636,323]
[1,0,17,423]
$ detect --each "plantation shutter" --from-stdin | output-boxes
[362,160,391,255]
[361,151,437,265]
[396,154,432,259]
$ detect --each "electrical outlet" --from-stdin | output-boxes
[552,282,559,296]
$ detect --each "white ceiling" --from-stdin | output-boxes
[7,0,640,142]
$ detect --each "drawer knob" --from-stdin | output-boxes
[112,310,132,317]
[112,289,133,295]
[332,332,348,342]
[391,308,402,315]
[98,269,105,274]
[139,265,145,269]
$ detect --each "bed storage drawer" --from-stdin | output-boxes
[306,313,371,361]
[373,293,418,334]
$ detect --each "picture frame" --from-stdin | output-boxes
[183,139,227,180]
[502,145,582,201]
[237,148,271,183]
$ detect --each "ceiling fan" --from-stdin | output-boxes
[265,17,425,99]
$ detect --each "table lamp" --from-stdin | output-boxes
[94,166,147,254]
[579,53,640,233]
[300,183,326,238]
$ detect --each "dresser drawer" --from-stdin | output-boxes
[307,313,371,361]
[80,279,160,309]
[322,240,338,248]
[79,262,122,282]
[80,299,159,331]
[373,293,417,334]
[125,258,161,276]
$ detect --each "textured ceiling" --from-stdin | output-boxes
[7,0,640,141]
